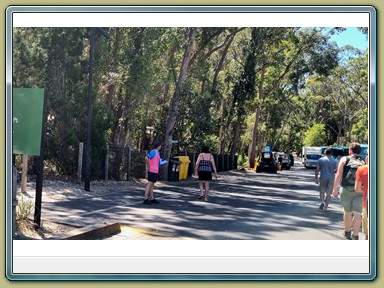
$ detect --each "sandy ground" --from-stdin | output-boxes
[14,177,148,239]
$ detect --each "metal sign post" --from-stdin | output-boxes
[13,88,46,227]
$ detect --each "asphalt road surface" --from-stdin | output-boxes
[38,159,363,240]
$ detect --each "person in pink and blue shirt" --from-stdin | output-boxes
[143,140,166,204]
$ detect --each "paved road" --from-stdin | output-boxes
[38,159,364,240]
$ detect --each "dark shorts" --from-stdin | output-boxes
[147,172,158,183]
[198,171,212,181]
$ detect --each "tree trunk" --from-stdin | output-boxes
[218,96,228,154]
[271,121,287,151]
[211,34,235,96]
[249,65,266,168]
[161,28,196,180]
[230,116,242,157]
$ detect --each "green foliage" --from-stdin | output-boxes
[351,108,368,143]
[12,27,369,178]
[90,102,116,178]
[303,124,327,146]
[237,154,249,168]
[231,34,257,117]
[357,27,368,36]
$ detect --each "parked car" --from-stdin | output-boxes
[277,152,292,170]
[273,152,291,170]
[256,152,278,173]
[359,144,368,161]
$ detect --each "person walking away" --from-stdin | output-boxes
[332,143,364,240]
[194,146,218,202]
[278,154,283,171]
[289,152,294,166]
[314,149,336,210]
[143,140,166,204]
[355,153,369,240]
[315,148,338,211]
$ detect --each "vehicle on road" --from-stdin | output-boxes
[256,152,278,173]
[359,144,368,160]
[273,152,291,170]
[302,146,322,168]
[323,144,368,164]
[304,153,322,168]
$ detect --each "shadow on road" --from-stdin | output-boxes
[40,167,344,240]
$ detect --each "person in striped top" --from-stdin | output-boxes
[194,146,218,202]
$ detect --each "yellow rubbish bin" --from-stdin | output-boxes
[174,156,191,180]
[254,157,260,172]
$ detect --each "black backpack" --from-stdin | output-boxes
[341,156,365,188]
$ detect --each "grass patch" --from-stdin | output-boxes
[15,195,39,238]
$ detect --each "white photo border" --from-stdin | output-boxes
[6,5,377,281]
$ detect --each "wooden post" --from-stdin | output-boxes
[21,154,28,193]
[78,142,83,184]
[105,144,109,181]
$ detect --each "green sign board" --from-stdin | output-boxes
[13,88,45,156]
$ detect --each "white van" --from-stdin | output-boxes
[302,146,322,168]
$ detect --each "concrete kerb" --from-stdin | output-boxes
[48,222,199,240]
[50,222,121,240]
[120,225,200,240]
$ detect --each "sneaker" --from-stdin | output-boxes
[323,204,329,211]
[143,199,151,205]
[319,203,324,210]
[150,198,160,204]
[344,231,352,240]
[198,195,204,200]
[352,235,359,240]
